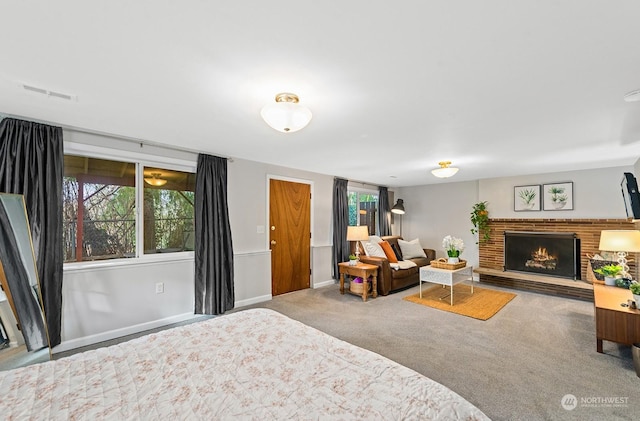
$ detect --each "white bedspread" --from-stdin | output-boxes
[0,308,489,420]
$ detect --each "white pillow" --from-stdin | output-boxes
[363,240,387,258]
[369,235,383,244]
[398,238,427,259]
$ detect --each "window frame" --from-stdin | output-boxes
[63,141,197,270]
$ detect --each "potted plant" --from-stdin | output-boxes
[593,264,622,286]
[348,254,358,266]
[470,201,490,243]
[442,235,464,264]
[630,282,640,308]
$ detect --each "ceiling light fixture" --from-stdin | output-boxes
[144,172,167,186]
[260,93,312,133]
[624,89,640,102]
[431,161,459,178]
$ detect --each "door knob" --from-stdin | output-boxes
[271,240,276,245]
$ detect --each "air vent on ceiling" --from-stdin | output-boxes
[21,83,77,101]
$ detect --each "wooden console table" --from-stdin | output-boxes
[338,262,378,302]
[593,283,640,353]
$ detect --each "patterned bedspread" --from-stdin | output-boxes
[0,308,489,420]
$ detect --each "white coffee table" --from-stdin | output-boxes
[419,265,474,305]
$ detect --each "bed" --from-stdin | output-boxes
[0,308,489,420]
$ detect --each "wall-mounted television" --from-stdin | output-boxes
[621,172,640,220]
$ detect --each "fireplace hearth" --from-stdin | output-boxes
[504,231,580,280]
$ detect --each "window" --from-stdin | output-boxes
[348,190,379,234]
[143,167,195,254]
[63,155,195,263]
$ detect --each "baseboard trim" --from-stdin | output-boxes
[235,294,272,308]
[53,312,197,354]
[313,279,336,289]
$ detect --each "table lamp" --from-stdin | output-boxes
[598,230,640,279]
[347,226,369,261]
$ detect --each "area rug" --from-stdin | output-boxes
[403,284,516,320]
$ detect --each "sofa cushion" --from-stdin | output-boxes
[379,241,398,263]
[363,240,386,258]
[398,238,427,259]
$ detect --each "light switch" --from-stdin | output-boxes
[257,225,265,234]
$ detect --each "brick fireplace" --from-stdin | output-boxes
[477,219,637,300]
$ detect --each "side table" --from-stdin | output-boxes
[338,262,378,302]
[419,265,474,305]
[593,283,640,353]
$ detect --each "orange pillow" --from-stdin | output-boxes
[379,241,398,263]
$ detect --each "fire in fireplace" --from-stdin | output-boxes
[504,231,580,280]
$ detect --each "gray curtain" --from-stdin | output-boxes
[378,186,391,236]
[194,154,234,314]
[332,178,349,279]
[0,118,63,347]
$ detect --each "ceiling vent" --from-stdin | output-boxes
[21,83,77,101]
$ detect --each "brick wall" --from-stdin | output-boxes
[479,219,638,280]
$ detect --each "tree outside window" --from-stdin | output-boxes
[348,190,378,234]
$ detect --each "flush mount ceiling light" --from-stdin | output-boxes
[144,172,167,186]
[431,161,459,178]
[624,89,640,102]
[260,93,312,133]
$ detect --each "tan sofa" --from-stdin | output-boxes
[358,235,435,296]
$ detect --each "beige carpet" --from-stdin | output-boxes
[403,284,516,320]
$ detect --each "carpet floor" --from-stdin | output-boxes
[403,284,516,320]
[241,282,639,421]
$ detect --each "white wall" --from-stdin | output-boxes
[57,131,336,352]
[479,166,633,219]
[397,181,480,269]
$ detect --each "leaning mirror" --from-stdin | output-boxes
[0,193,50,369]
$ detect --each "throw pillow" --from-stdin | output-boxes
[391,243,403,261]
[378,241,398,263]
[363,240,386,258]
[398,238,427,259]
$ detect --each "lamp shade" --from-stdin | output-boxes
[431,161,459,178]
[346,226,369,242]
[391,199,405,215]
[260,93,312,133]
[598,230,640,252]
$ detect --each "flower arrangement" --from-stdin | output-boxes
[442,235,464,258]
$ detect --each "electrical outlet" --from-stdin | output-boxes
[155,282,164,294]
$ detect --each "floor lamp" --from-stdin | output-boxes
[391,199,405,237]
[599,230,640,279]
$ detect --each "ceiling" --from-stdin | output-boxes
[2,1,640,187]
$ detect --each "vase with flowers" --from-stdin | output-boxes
[442,235,464,264]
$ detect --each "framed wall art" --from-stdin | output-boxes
[514,185,541,211]
[543,182,573,211]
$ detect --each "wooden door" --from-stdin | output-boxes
[269,179,311,296]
